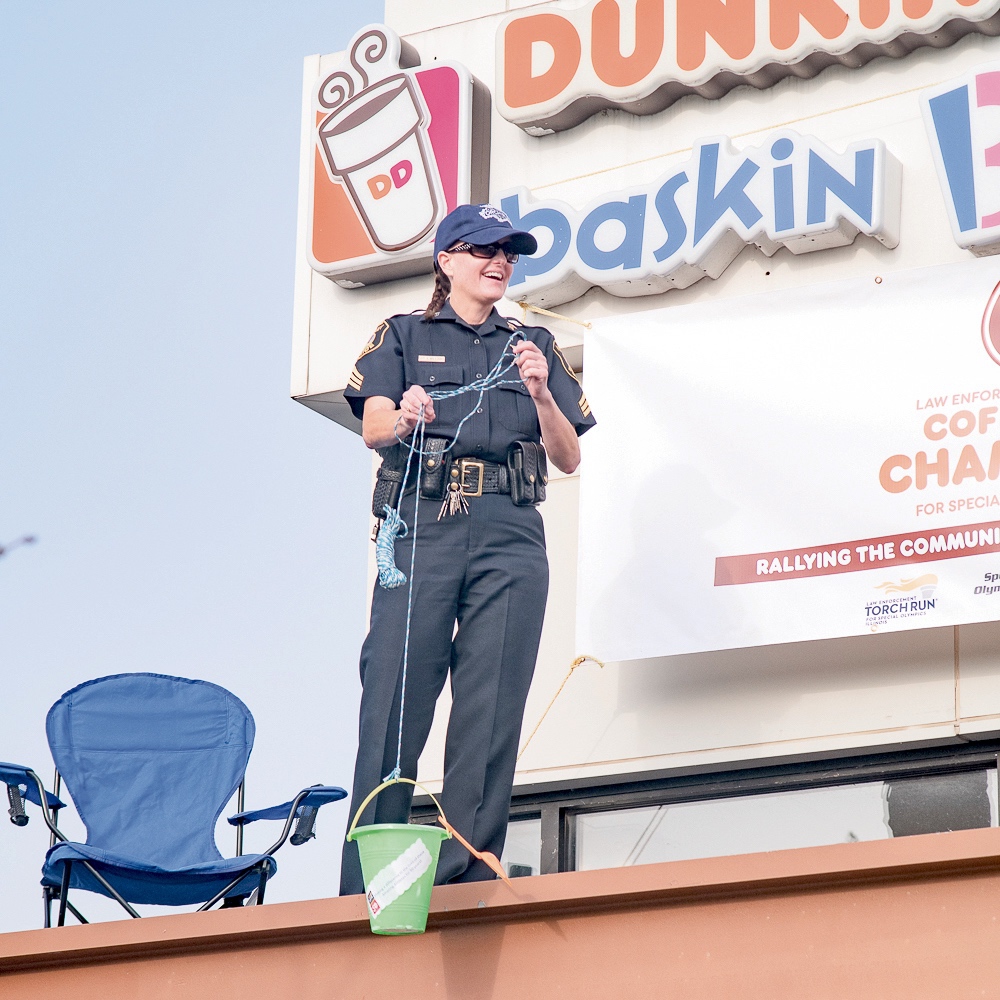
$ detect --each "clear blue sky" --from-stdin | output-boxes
[0,0,384,930]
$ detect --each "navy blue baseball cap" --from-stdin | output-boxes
[433,204,538,263]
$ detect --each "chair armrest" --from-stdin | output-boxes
[1,761,68,839]
[0,762,66,810]
[227,785,347,856]
[227,785,346,826]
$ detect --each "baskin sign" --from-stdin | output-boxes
[308,25,491,287]
[497,0,1000,134]
[923,63,1000,256]
[498,130,901,306]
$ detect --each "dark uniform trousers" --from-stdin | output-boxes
[340,491,549,896]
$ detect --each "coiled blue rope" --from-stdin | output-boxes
[374,507,407,589]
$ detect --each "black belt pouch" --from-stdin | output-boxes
[372,444,407,519]
[417,437,450,501]
[507,442,548,506]
[372,438,452,517]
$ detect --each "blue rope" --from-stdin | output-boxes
[383,416,426,782]
[394,330,523,452]
[378,328,525,782]
[374,507,407,589]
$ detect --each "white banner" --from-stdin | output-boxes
[578,257,1000,661]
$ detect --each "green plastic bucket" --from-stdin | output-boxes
[348,822,449,935]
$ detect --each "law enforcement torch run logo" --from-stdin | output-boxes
[308,24,491,288]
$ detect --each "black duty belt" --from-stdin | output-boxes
[443,458,510,496]
[374,439,546,520]
[403,456,509,500]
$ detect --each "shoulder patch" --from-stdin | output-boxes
[356,320,389,363]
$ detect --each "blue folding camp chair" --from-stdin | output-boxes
[1,673,346,926]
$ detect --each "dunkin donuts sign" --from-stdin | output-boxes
[308,25,490,287]
[497,0,1000,134]
[304,16,1000,293]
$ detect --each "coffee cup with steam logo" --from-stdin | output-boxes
[316,27,443,253]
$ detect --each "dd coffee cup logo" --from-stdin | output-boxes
[309,25,491,288]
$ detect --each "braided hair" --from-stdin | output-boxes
[423,269,451,320]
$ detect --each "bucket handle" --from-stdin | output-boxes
[346,777,513,888]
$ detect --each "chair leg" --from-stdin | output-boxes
[43,886,52,929]
[255,864,268,905]
[57,861,72,927]
[64,899,89,924]
[78,860,140,919]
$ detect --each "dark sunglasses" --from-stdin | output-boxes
[448,242,519,264]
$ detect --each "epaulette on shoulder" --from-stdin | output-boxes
[506,317,551,341]
[379,311,429,328]
[505,317,543,334]
[506,315,551,334]
[390,309,432,323]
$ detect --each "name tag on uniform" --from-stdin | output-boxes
[418,355,446,363]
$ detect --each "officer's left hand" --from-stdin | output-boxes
[513,340,551,402]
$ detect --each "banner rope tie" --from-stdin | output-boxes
[517,301,592,329]
[517,655,605,762]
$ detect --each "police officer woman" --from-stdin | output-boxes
[340,204,595,895]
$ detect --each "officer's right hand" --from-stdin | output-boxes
[399,385,435,433]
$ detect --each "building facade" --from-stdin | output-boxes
[292,0,1000,882]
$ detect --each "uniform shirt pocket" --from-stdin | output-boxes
[413,363,464,391]
[412,363,466,431]
[494,380,537,433]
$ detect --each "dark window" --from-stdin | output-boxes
[413,741,1000,875]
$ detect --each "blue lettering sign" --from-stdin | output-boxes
[806,148,874,226]
[652,173,689,263]
[501,195,572,287]
[693,144,762,244]
[922,66,1000,250]
[496,130,900,307]
[577,197,647,270]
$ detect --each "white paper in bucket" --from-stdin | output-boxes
[365,839,433,918]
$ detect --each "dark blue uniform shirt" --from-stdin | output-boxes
[344,301,595,463]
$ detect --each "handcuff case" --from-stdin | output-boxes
[507,441,548,506]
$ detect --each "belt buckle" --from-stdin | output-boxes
[459,459,485,497]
